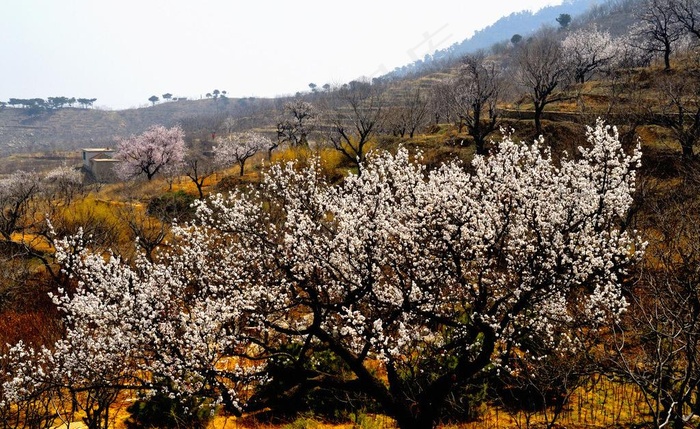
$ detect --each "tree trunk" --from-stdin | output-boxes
[475,138,487,155]
[534,103,544,137]
[681,137,695,158]
[664,42,672,71]
[195,181,204,199]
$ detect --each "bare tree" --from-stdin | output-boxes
[276,99,316,148]
[632,0,684,70]
[180,141,217,199]
[325,80,384,169]
[428,79,459,127]
[514,29,571,136]
[670,0,700,40]
[449,53,505,155]
[383,89,429,139]
[498,347,591,429]
[117,201,169,263]
[655,70,700,157]
[404,90,430,138]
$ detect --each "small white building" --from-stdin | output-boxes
[81,148,120,182]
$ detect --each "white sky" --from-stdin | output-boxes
[1,0,562,110]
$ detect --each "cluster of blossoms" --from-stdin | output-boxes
[213,131,273,175]
[1,119,642,429]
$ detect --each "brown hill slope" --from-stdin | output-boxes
[0,97,276,156]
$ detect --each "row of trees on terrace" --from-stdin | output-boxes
[0,97,97,111]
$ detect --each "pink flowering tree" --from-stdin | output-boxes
[214,131,271,176]
[114,125,186,181]
[1,119,642,429]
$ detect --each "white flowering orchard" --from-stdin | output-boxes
[1,119,642,429]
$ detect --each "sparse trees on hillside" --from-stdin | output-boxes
[6,98,47,115]
[4,97,95,110]
[0,120,642,429]
[148,95,159,106]
[214,131,271,176]
[114,125,186,181]
[384,88,429,138]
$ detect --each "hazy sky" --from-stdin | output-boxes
[1,0,563,110]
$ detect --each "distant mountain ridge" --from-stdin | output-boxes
[0,0,637,159]
[383,0,605,79]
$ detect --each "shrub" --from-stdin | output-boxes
[147,190,197,224]
[251,343,379,423]
[125,391,214,429]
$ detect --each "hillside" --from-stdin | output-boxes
[383,0,608,79]
[0,97,277,156]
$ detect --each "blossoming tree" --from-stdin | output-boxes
[561,24,622,83]
[214,131,272,176]
[1,120,642,429]
[114,124,186,181]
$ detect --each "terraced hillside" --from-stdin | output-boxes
[0,97,276,156]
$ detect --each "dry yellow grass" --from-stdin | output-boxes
[73,373,648,429]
